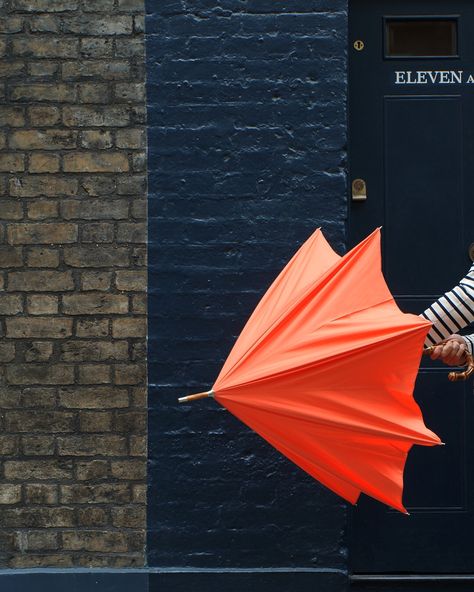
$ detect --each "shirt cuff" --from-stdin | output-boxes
[462,335,474,356]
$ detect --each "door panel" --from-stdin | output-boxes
[349,0,474,574]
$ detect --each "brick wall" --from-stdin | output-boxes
[147,0,348,573]
[0,0,147,567]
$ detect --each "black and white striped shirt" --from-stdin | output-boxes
[421,263,474,354]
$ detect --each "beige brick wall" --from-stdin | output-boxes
[0,0,147,567]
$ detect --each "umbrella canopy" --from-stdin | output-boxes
[181,228,442,513]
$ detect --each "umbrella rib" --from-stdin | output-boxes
[218,230,385,384]
[217,321,427,393]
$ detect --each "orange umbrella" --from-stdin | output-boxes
[179,228,442,513]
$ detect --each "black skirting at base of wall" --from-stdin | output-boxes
[0,568,348,592]
[351,575,474,592]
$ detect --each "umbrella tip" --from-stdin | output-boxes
[178,389,214,404]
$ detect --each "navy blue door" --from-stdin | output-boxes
[349,0,474,574]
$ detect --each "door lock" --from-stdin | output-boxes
[354,40,365,51]
[352,178,367,201]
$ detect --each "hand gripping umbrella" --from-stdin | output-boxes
[179,228,442,513]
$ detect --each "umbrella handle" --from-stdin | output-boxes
[178,390,214,403]
[424,346,474,382]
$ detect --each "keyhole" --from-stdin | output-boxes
[354,40,365,51]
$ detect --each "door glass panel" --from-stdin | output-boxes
[385,18,458,57]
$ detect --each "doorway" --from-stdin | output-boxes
[349,0,474,577]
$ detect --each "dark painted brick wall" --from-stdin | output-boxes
[146,0,349,571]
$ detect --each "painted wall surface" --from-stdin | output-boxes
[146,0,349,586]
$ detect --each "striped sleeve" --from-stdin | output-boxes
[420,263,474,353]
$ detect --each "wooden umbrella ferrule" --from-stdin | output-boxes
[178,389,214,404]
[424,346,474,382]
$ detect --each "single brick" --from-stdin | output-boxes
[129,435,146,457]
[63,246,128,268]
[57,435,127,456]
[9,554,74,568]
[110,460,145,480]
[116,128,145,149]
[28,61,60,77]
[63,106,129,127]
[27,105,61,126]
[78,364,111,384]
[63,16,133,35]
[115,38,145,59]
[4,460,73,480]
[114,411,146,433]
[74,460,109,481]
[82,223,114,243]
[63,294,129,315]
[0,107,25,127]
[75,319,109,338]
[0,17,24,33]
[114,83,145,102]
[11,0,79,11]
[58,386,128,409]
[117,223,146,243]
[60,340,128,361]
[61,199,128,220]
[26,248,60,268]
[21,435,55,456]
[0,343,15,362]
[29,153,61,174]
[114,364,145,385]
[81,271,112,291]
[132,294,146,314]
[112,318,146,338]
[27,201,59,220]
[81,176,116,196]
[11,84,77,103]
[24,484,58,504]
[131,199,146,219]
[79,411,112,432]
[111,506,145,529]
[0,201,23,220]
[6,410,74,433]
[0,296,23,315]
[78,83,110,104]
[80,130,113,150]
[130,246,146,266]
[62,61,130,80]
[0,62,26,78]
[131,386,146,407]
[0,390,22,409]
[8,271,74,291]
[22,531,58,551]
[131,152,146,172]
[6,364,74,385]
[62,530,128,553]
[0,247,23,268]
[61,484,130,505]
[9,175,78,198]
[21,387,56,407]
[0,507,75,528]
[6,318,72,338]
[8,223,78,245]
[10,130,77,150]
[24,341,54,362]
[117,0,143,11]
[0,436,19,455]
[83,0,114,10]
[12,37,79,58]
[115,271,146,292]
[0,485,21,504]
[63,152,129,173]
[132,484,146,504]
[76,507,108,527]
[116,174,146,195]
[80,37,113,59]
[27,295,59,315]
[29,16,60,33]
[0,154,25,173]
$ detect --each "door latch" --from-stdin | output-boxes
[352,178,367,201]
